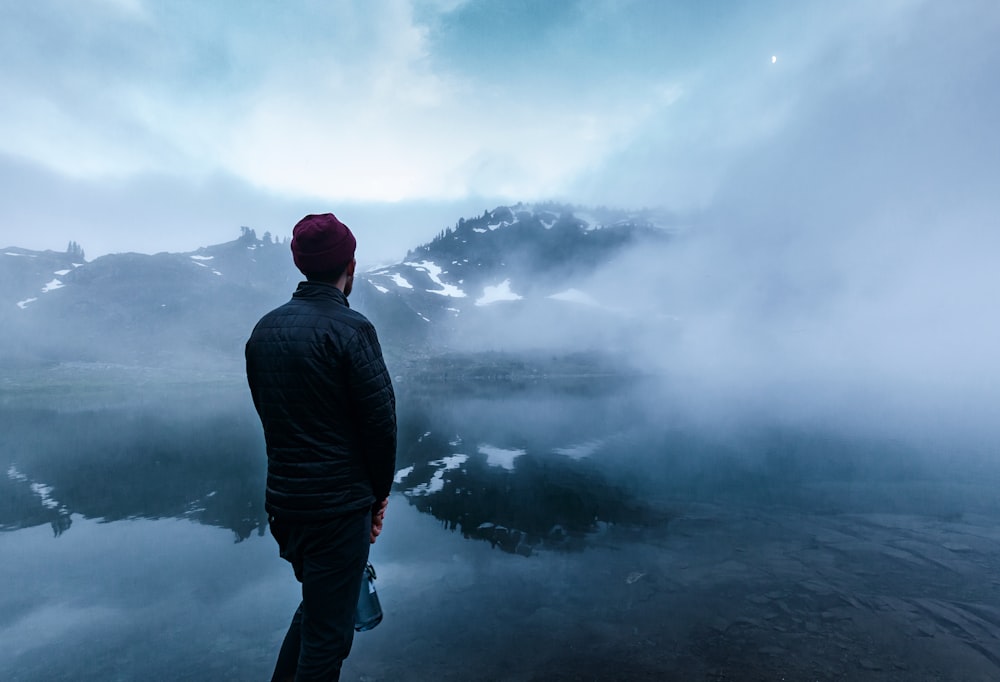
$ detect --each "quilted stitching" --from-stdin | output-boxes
[246,281,397,521]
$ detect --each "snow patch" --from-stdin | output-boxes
[389,273,413,289]
[473,228,487,233]
[404,260,466,298]
[4,252,35,257]
[54,269,71,276]
[393,466,414,484]
[405,454,468,496]
[33,484,60,509]
[41,279,64,292]
[479,444,525,471]
[17,298,37,309]
[373,284,389,294]
[192,261,208,268]
[190,255,214,261]
[7,465,61,509]
[476,279,522,306]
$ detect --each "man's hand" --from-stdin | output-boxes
[370,498,388,544]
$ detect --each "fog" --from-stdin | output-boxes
[440,0,1000,454]
[3,2,1000,679]
[649,2,1000,449]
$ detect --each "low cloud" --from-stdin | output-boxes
[582,1,1000,446]
[428,1,1000,450]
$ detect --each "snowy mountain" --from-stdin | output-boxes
[376,203,669,308]
[2,228,299,368]
[1,204,674,372]
[357,203,673,357]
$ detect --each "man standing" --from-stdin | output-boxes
[246,213,396,681]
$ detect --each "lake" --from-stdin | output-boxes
[1,369,999,680]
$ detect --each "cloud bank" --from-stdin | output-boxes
[582,0,1000,447]
[6,1,993,256]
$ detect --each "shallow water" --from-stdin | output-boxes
[1,377,999,680]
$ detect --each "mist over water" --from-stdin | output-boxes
[2,373,998,679]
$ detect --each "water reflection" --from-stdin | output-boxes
[0,379,669,553]
[0,513,292,681]
[0,402,269,542]
[392,394,659,555]
[0,378,680,555]
[3,377,998,555]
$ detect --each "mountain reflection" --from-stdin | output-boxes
[3,463,73,537]
[391,381,664,556]
[0,402,269,542]
[0,380,662,553]
[393,430,651,556]
[3,376,987,555]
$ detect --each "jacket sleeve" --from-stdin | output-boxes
[346,321,397,502]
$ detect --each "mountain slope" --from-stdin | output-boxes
[360,203,673,353]
[1,204,675,371]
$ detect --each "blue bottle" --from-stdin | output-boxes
[354,562,383,632]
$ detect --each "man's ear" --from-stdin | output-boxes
[347,259,357,277]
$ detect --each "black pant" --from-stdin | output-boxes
[269,508,371,682]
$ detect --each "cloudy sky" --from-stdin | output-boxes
[0,0,997,263]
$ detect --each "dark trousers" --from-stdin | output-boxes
[269,508,371,682]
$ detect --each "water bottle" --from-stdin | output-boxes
[354,562,382,632]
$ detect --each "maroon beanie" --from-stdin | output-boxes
[290,213,356,276]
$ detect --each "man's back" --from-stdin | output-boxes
[246,280,396,522]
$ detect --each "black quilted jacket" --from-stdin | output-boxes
[245,281,397,521]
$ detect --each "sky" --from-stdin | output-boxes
[3,0,995,263]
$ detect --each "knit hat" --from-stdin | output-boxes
[290,213,356,276]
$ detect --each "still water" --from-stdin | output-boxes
[1,375,999,680]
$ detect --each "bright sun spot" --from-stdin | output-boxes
[771,55,777,64]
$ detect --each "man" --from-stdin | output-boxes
[246,213,397,681]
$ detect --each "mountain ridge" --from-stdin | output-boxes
[2,204,676,374]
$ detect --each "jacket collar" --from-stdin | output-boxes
[292,280,350,308]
